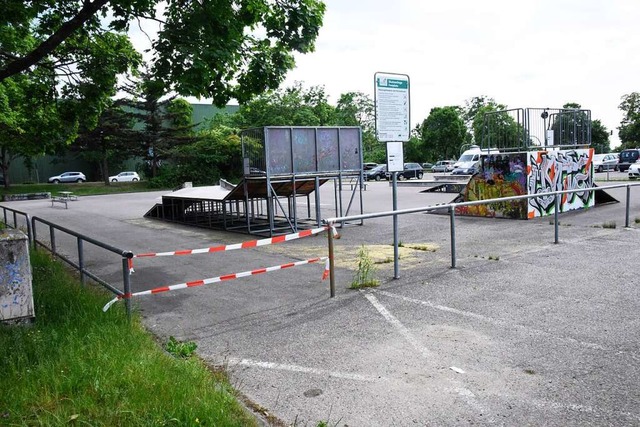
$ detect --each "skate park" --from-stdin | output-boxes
[2,111,640,425]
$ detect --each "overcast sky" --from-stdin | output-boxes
[130,0,640,148]
[279,0,640,148]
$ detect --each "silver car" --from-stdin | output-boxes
[48,171,86,183]
[593,153,618,172]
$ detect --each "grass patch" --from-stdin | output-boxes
[488,255,500,261]
[602,221,617,229]
[405,243,437,252]
[350,245,379,289]
[635,217,640,224]
[0,181,167,197]
[0,250,256,426]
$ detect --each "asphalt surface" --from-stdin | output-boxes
[3,173,640,426]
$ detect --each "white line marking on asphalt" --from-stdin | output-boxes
[363,292,431,359]
[227,358,379,382]
[454,388,496,423]
[450,366,465,374]
[376,290,608,351]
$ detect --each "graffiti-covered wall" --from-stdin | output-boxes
[527,148,594,218]
[455,148,594,219]
[455,153,529,218]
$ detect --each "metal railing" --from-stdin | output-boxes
[323,182,640,296]
[1,205,32,244]
[31,216,134,319]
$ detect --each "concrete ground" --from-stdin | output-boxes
[2,173,640,426]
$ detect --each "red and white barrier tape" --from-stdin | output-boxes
[127,225,340,274]
[104,256,330,312]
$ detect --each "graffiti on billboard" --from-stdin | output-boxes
[527,149,594,218]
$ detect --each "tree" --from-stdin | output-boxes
[618,92,640,150]
[231,83,336,128]
[0,0,326,106]
[71,104,138,184]
[591,119,611,154]
[461,96,501,144]
[420,107,467,161]
[119,73,196,178]
[335,91,378,161]
[472,104,525,150]
[0,74,78,188]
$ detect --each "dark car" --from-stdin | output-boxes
[365,164,387,181]
[387,162,424,180]
[617,149,640,172]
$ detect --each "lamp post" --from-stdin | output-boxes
[541,110,549,147]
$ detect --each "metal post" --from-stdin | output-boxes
[50,226,56,254]
[31,218,38,251]
[392,172,399,279]
[327,223,335,298]
[554,193,560,243]
[77,238,85,285]
[625,185,631,228]
[13,211,17,228]
[315,176,321,227]
[449,205,456,268]
[122,257,132,321]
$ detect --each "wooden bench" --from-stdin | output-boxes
[50,196,68,209]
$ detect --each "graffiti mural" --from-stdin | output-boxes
[527,148,594,218]
[456,153,529,219]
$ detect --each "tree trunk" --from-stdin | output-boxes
[0,147,11,189]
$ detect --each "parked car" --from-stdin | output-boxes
[431,160,455,173]
[628,161,640,179]
[421,162,434,170]
[363,162,378,171]
[48,171,86,183]
[386,162,423,180]
[617,148,640,172]
[365,164,387,181]
[109,171,140,182]
[593,153,618,172]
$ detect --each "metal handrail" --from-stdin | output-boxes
[31,215,134,319]
[0,205,33,244]
[323,182,640,295]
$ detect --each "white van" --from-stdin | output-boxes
[452,145,499,175]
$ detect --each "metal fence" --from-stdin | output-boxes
[1,205,32,244]
[31,216,134,319]
[323,182,640,295]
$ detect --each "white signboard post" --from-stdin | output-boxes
[374,72,410,280]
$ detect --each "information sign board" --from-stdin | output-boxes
[374,72,410,142]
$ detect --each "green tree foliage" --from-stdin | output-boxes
[120,74,196,178]
[420,106,466,161]
[71,104,138,184]
[460,96,501,144]
[591,119,611,154]
[335,91,378,161]
[232,83,337,128]
[0,0,325,106]
[618,92,640,150]
[0,74,78,188]
[170,126,243,186]
[472,104,525,150]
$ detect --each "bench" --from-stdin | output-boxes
[50,196,68,209]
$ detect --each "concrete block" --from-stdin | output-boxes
[0,229,34,323]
